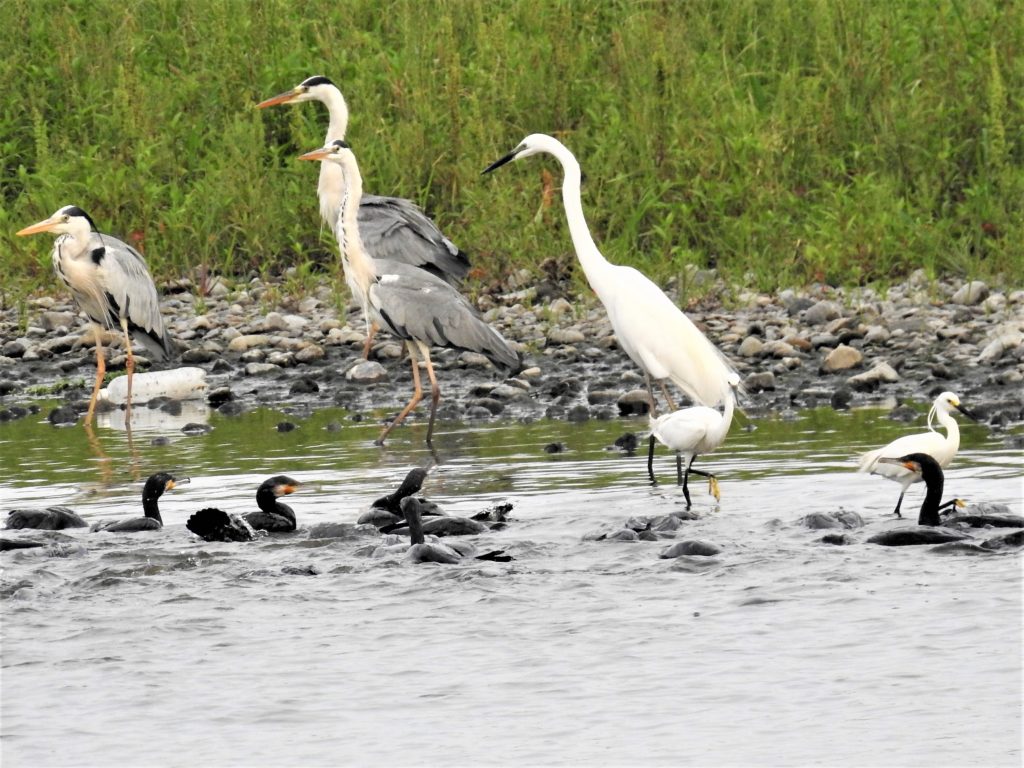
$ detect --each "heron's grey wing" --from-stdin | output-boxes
[91,233,173,360]
[369,264,518,371]
[358,195,470,284]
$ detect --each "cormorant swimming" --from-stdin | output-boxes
[5,505,86,530]
[90,473,188,533]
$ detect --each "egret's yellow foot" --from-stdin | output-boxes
[954,498,967,509]
[708,476,721,502]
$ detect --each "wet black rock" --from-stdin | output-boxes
[820,533,854,545]
[0,380,18,396]
[566,405,590,423]
[181,422,213,435]
[211,359,234,374]
[830,387,853,410]
[469,397,504,415]
[888,404,919,422]
[616,389,651,416]
[47,405,79,426]
[659,540,722,558]
[207,387,234,408]
[160,399,183,416]
[182,348,217,364]
[800,510,864,530]
[289,377,320,395]
[613,432,639,454]
[277,421,298,433]
[151,436,172,446]
[745,371,776,393]
[980,530,1024,550]
[543,442,568,454]
[218,401,245,416]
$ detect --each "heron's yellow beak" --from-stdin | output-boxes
[256,87,301,109]
[16,216,60,237]
[297,148,333,162]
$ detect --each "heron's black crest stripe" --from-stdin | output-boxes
[62,206,98,232]
[90,247,105,266]
[301,75,334,88]
[330,139,351,150]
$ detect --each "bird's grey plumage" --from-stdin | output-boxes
[369,259,519,371]
[357,194,469,282]
[43,206,172,360]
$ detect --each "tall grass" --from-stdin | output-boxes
[1,0,1021,301]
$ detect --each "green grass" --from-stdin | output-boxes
[1,0,1021,303]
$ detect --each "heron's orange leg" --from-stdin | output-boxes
[85,329,106,427]
[376,342,423,446]
[361,320,380,360]
[120,318,134,426]
[421,345,441,445]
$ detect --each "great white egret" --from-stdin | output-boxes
[16,205,173,426]
[258,75,470,356]
[299,140,518,446]
[90,473,189,533]
[649,374,739,508]
[858,391,976,516]
[483,133,738,414]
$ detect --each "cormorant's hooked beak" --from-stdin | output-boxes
[166,476,191,492]
[482,146,523,175]
[16,215,61,237]
[878,457,921,474]
[256,87,302,109]
[297,147,333,162]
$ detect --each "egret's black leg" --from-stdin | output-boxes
[675,454,683,485]
[681,457,693,509]
[892,490,906,518]
[686,458,721,503]
[647,435,657,483]
[936,498,962,513]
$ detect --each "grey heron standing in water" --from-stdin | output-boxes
[298,140,518,446]
[483,134,739,472]
[16,205,173,426]
[258,75,470,357]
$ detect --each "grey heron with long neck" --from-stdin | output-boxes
[16,205,173,426]
[299,140,518,446]
[258,75,470,357]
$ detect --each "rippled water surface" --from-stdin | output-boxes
[2,404,1021,767]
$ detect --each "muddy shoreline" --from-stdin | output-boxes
[1,270,1022,440]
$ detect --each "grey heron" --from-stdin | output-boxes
[298,140,518,446]
[649,373,740,508]
[258,75,470,356]
[16,205,173,426]
[90,472,188,533]
[483,134,739,471]
[858,392,977,517]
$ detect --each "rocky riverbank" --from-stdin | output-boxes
[1,269,1022,439]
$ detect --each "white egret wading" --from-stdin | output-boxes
[858,391,977,516]
[299,140,518,446]
[258,76,470,356]
[16,205,173,426]
[483,133,739,475]
[650,374,740,508]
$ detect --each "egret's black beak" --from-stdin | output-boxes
[482,148,520,175]
[955,403,979,421]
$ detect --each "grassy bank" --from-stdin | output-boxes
[2,0,1021,302]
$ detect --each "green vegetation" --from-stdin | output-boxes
[2,0,1021,300]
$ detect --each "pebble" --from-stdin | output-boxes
[822,344,863,372]
[951,280,989,305]
[346,361,388,383]
[659,540,722,558]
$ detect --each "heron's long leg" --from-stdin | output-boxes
[892,490,906,518]
[659,381,678,412]
[686,460,721,502]
[376,342,423,446]
[418,343,442,446]
[361,320,380,360]
[644,374,660,417]
[120,318,135,426]
[85,327,106,427]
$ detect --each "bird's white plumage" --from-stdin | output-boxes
[489,133,736,408]
[858,391,967,492]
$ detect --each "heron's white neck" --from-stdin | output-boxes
[317,86,350,235]
[56,220,93,259]
[336,157,376,297]
[546,143,617,298]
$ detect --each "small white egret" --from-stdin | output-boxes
[299,140,519,446]
[258,76,470,357]
[16,205,173,426]
[483,133,738,414]
[649,374,740,508]
[858,391,977,516]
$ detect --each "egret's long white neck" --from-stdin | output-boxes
[934,406,961,453]
[318,86,350,235]
[710,391,736,445]
[336,155,376,298]
[546,142,616,298]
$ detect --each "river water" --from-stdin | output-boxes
[1,403,1021,767]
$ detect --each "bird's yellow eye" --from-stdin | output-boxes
[62,215,69,222]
